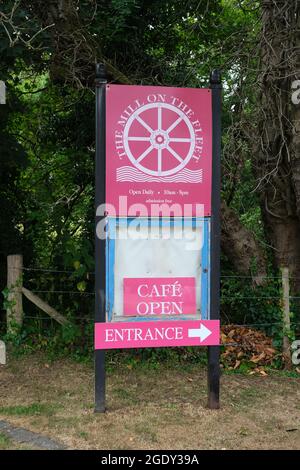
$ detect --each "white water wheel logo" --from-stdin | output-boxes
[123,103,196,177]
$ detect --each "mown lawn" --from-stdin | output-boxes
[0,353,299,450]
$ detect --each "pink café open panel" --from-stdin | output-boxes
[123,277,196,317]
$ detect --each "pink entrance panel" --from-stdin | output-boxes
[106,85,212,217]
[95,320,220,350]
[123,277,196,317]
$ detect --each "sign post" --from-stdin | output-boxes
[208,70,222,409]
[94,64,221,411]
[95,64,107,413]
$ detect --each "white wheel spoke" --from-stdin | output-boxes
[124,101,196,177]
[136,145,154,163]
[166,116,182,133]
[166,145,183,163]
[169,138,192,142]
[158,106,162,130]
[136,115,153,134]
[127,136,151,141]
[157,148,162,175]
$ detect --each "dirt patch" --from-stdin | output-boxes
[0,354,299,450]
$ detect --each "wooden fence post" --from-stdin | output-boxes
[281,267,292,369]
[7,254,23,333]
[0,341,6,365]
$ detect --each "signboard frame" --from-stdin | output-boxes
[94,65,221,412]
[105,217,210,322]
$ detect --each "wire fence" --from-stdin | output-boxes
[21,316,300,328]
[8,264,300,280]
[3,266,298,293]
[28,290,95,295]
[3,264,300,332]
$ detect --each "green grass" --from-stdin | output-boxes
[231,386,265,409]
[268,368,300,378]
[134,423,158,444]
[78,431,89,440]
[223,363,300,378]
[113,387,134,400]
[0,432,13,450]
[0,403,59,417]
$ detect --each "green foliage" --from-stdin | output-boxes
[2,287,15,311]
[107,346,208,371]
[221,275,284,339]
[1,0,298,364]
[3,317,94,362]
[3,314,209,367]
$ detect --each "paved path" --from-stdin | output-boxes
[0,420,67,450]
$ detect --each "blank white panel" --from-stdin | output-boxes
[112,224,203,320]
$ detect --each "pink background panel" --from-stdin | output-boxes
[105,85,212,216]
[95,320,220,350]
[123,277,196,316]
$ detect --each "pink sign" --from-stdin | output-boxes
[106,85,212,217]
[95,320,220,350]
[123,277,196,316]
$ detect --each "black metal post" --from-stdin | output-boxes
[208,69,222,409]
[95,63,107,413]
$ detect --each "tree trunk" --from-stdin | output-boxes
[36,0,132,87]
[221,201,267,283]
[7,254,23,333]
[255,0,300,293]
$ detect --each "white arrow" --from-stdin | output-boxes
[188,323,212,343]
